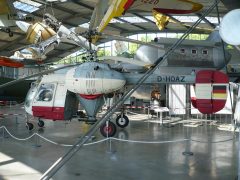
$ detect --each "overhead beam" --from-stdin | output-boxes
[115,17,147,30]
[46,46,82,62]
[165,14,189,30]
[121,29,210,37]
[221,0,240,10]
[196,13,216,29]
[0,36,26,51]
[72,1,94,10]
[131,13,156,25]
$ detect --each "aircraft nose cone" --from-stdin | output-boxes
[16,21,31,33]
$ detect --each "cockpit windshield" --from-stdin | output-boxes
[36,84,55,102]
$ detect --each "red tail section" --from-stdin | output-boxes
[192,70,229,114]
[0,56,24,68]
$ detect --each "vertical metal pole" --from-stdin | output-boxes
[15,116,19,125]
[238,130,240,180]
[186,84,191,120]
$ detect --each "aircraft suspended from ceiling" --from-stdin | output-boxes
[76,0,204,38]
[0,0,33,36]
[0,0,35,68]
[0,0,205,68]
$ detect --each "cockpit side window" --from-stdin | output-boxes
[36,84,54,102]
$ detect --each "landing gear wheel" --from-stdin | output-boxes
[26,122,34,131]
[116,114,129,128]
[100,121,116,137]
[38,120,44,127]
[9,32,13,37]
[6,28,10,33]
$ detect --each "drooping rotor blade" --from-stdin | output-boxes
[58,25,98,51]
[74,26,120,36]
[234,46,240,53]
[0,63,80,90]
[99,33,165,50]
[89,0,109,30]
[99,56,153,67]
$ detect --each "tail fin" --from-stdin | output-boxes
[206,28,222,43]
[114,41,133,58]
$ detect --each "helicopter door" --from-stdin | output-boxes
[52,83,69,120]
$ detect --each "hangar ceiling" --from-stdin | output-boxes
[0,0,238,63]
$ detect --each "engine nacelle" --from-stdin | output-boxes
[65,62,126,95]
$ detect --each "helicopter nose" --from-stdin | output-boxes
[16,21,31,33]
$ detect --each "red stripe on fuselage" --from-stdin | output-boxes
[79,94,102,100]
[32,106,65,120]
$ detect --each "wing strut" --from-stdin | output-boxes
[40,1,221,179]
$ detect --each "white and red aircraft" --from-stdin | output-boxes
[24,59,229,137]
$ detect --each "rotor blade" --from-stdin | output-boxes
[99,33,165,50]
[235,45,240,52]
[99,56,153,67]
[0,63,80,90]
[89,0,109,30]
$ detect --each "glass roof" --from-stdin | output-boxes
[13,0,42,13]
[79,15,220,28]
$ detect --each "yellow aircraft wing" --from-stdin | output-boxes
[95,0,203,41]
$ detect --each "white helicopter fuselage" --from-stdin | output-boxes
[65,62,126,95]
[25,62,127,120]
[25,74,72,120]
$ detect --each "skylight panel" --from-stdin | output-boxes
[19,0,42,7]
[13,0,42,13]
[79,23,90,29]
[172,16,221,24]
[110,17,148,24]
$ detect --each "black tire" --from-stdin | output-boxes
[116,114,129,128]
[38,120,44,127]
[100,121,116,137]
[6,28,10,33]
[77,111,86,118]
[107,93,114,98]
[9,32,13,37]
[26,122,34,131]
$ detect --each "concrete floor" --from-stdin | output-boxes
[0,105,238,180]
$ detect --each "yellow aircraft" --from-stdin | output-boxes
[96,0,203,36]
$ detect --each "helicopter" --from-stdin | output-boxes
[23,57,229,137]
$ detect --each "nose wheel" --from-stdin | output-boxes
[26,122,34,131]
[100,121,116,137]
[116,114,129,128]
[38,119,45,128]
